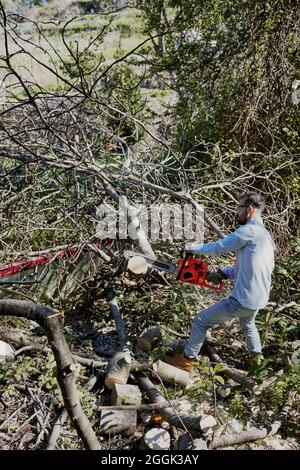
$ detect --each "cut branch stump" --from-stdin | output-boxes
[152,360,191,387]
[127,256,148,275]
[105,350,131,390]
[142,428,171,450]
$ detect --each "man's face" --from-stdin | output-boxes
[236,198,251,225]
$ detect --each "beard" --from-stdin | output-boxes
[235,214,248,226]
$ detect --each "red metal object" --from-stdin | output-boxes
[176,256,223,291]
[0,240,108,281]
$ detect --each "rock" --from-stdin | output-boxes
[266,438,292,450]
[228,418,241,434]
[0,340,14,363]
[141,413,152,425]
[292,79,300,105]
[143,428,171,450]
[291,340,300,350]
[193,438,208,450]
[291,349,300,365]
[231,340,243,351]
[176,399,194,414]
[175,432,208,450]
[160,421,170,430]
[199,415,217,434]
[218,385,231,398]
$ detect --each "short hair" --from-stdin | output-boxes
[239,192,265,211]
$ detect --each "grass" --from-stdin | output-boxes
[0,8,147,90]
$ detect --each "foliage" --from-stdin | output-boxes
[273,237,300,303]
[187,357,226,403]
[256,307,298,349]
[228,391,247,419]
[37,353,60,394]
[0,353,60,398]
[263,365,300,408]
[138,0,300,153]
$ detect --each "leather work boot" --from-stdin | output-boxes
[163,352,194,372]
[247,352,264,367]
[247,353,264,375]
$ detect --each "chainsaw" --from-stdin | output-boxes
[124,250,224,291]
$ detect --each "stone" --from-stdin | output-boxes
[199,415,218,434]
[228,418,241,434]
[175,432,208,450]
[176,399,194,413]
[266,438,291,451]
[231,340,243,351]
[160,421,170,430]
[141,413,152,425]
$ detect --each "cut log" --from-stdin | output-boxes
[0,340,15,362]
[105,284,128,348]
[127,256,148,275]
[100,409,137,435]
[105,350,131,390]
[143,428,171,450]
[104,285,132,389]
[137,327,162,351]
[111,383,142,406]
[152,360,191,387]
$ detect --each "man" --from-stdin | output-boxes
[164,192,275,372]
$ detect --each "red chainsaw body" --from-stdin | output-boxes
[176,257,223,291]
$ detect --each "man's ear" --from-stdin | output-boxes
[247,205,254,218]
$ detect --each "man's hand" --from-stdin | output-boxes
[206,269,228,284]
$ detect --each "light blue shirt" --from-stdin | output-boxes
[187,217,275,309]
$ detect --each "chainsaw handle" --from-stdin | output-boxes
[176,252,192,281]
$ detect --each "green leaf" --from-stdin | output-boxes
[214,363,227,373]
[215,375,225,384]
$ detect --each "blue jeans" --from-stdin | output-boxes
[184,297,262,358]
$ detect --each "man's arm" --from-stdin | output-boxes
[185,228,249,256]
